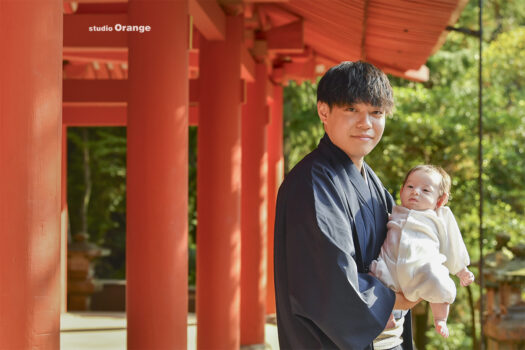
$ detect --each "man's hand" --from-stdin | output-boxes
[394,292,421,310]
[384,313,396,329]
[384,293,420,330]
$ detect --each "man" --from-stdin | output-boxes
[274,61,418,349]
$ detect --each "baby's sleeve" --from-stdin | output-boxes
[438,207,471,274]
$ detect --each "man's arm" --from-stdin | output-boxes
[394,293,421,310]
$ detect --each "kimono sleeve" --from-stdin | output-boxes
[283,166,395,349]
[438,207,471,274]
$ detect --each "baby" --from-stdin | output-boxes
[371,165,475,338]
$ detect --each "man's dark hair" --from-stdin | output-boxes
[317,61,394,114]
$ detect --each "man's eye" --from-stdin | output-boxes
[346,107,356,112]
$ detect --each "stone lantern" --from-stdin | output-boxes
[483,233,525,350]
[67,232,110,310]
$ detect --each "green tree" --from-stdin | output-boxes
[67,127,127,279]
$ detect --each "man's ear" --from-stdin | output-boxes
[317,101,329,124]
[437,193,449,208]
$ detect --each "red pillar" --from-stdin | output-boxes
[241,63,269,345]
[127,1,189,349]
[0,1,62,348]
[197,16,243,350]
[266,83,284,315]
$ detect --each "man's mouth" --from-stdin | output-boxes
[353,135,373,141]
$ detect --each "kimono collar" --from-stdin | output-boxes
[319,134,372,207]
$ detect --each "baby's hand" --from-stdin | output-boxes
[456,269,475,287]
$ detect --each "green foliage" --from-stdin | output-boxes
[67,127,127,279]
[68,126,199,283]
[283,80,324,172]
[425,322,473,350]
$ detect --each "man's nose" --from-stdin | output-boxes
[357,112,372,128]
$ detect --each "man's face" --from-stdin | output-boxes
[318,102,386,167]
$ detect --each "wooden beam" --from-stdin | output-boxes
[266,20,303,53]
[189,79,199,104]
[361,0,370,60]
[63,79,127,102]
[285,46,313,63]
[107,62,125,79]
[399,65,430,82]
[92,61,110,79]
[403,65,430,82]
[63,103,127,126]
[63,47,128,64]
[189,105,199,126]
[64,2,75,14]
[64,78,203,102]
[259,4,298,25]
[270,67,284,84]
[63,63,92,79]
[257,6,270,31]
[63,103,199,127]
[63,14,128,47]
[282,58,315,82]
[431,0,470,55]
[85,63,97,79]
[241,48,255,82]
[266,76,274,105]
[375,63,429,82]
[311,53,339,77]
[63,0,127,2]
[121,63,128,79]
[188,48,255,82]
[189,0,225,40]
[221,0,289,4]
[189,49,199,78]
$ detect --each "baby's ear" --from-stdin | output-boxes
[437,193,449,208]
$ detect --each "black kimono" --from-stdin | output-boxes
[274,134,413,349]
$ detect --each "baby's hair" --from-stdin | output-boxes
[402,165,451,198]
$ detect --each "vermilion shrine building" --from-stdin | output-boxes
[1,0,468,348]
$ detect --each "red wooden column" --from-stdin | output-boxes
[127,1,189,349]
[0,1,62,348]
[266,83,284,315]
[241,63,269,345]
[197,16,243,350]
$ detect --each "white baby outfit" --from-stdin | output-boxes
[371,205,470,304]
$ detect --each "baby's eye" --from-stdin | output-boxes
[423,189,431,192]
[407,185,414,189]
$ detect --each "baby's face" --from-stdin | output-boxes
[400,170,442,211]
